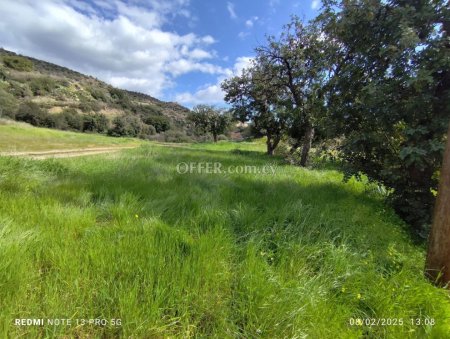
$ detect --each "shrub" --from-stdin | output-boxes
[87,86,109,102]
[29,77,58,96]
[163,130,192,143]
[109,87,132,110]
[107,116,128,137]
[15,102,48,126]
[78,100,101,113]
[107,115,142,137]
[83,113,108,133]
[59,108,83,131]
[41,113,67,129]
[7,81,32,98]
[217,134,228,141]
[0,89,19,119]
[138,124,157,139]
[2,55,33,72]
[143,115,171,133]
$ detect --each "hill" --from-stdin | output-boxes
[0,48,192,141]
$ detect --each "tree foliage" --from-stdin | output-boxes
[189,105,231,142]
[317,0,450,234]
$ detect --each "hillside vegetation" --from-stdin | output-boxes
[0,139,449,337]
[0,49,193,142]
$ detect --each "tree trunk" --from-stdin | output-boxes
[300,125,315,167]
[425,122,450,286]
[213,133,218,143]
[266,133,273,155]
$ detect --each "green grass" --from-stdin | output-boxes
[0,140,449,338]
[0,119,143,152]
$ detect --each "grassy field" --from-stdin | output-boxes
[0,138,449,337]
[0,119,143,152]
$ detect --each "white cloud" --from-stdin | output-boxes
[238,31,250,40]
[227,2,237,19]
[245,16,258,28]
[311,0,321,10]
[175,56,253,105]
[0,0,220,97]
[269,0,280,7]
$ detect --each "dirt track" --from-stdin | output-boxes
[0,146,137,159]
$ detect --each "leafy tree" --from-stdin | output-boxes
[317,0,450,233]
[254,17,329,164]
[222,63,290,154]
[189,105,231,143]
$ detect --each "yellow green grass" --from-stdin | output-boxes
[0,135,449,337]
[0,119,143,152]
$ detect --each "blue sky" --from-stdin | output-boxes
[0,0,320,107]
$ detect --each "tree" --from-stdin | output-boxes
[317,0,450,233]
[222,63,290,154]
[426,122,450,286]
[255,17,329,165]
[189,105,231,143]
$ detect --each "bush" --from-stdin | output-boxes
[107,116,128,137]
[78,100,102,113]
[143,115,171,133]
[0,89,19,119]
[15,102,48,126]
[29,77,58,96]
[109,87,132,110]
[82,113,108,133]
[7,81,32,98]
[2,55,33,72]
[59,108,83,131]
[87,86,109,102]
[217,134,228,141]
[41,113,67,129]
[138,124,157,139]
[162,130,192,143]
[107,115,143,137]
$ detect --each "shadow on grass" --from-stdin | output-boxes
[43,146,409,260]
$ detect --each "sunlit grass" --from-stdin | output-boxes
[0,141,449,338]
[0,119,143,152]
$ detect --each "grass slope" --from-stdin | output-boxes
[0,141,449,338]
[0,119,144,152]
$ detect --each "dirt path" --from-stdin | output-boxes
[0,146,137,159]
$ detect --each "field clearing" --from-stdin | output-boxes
[0,135,449,337]
[0,119,144,152]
